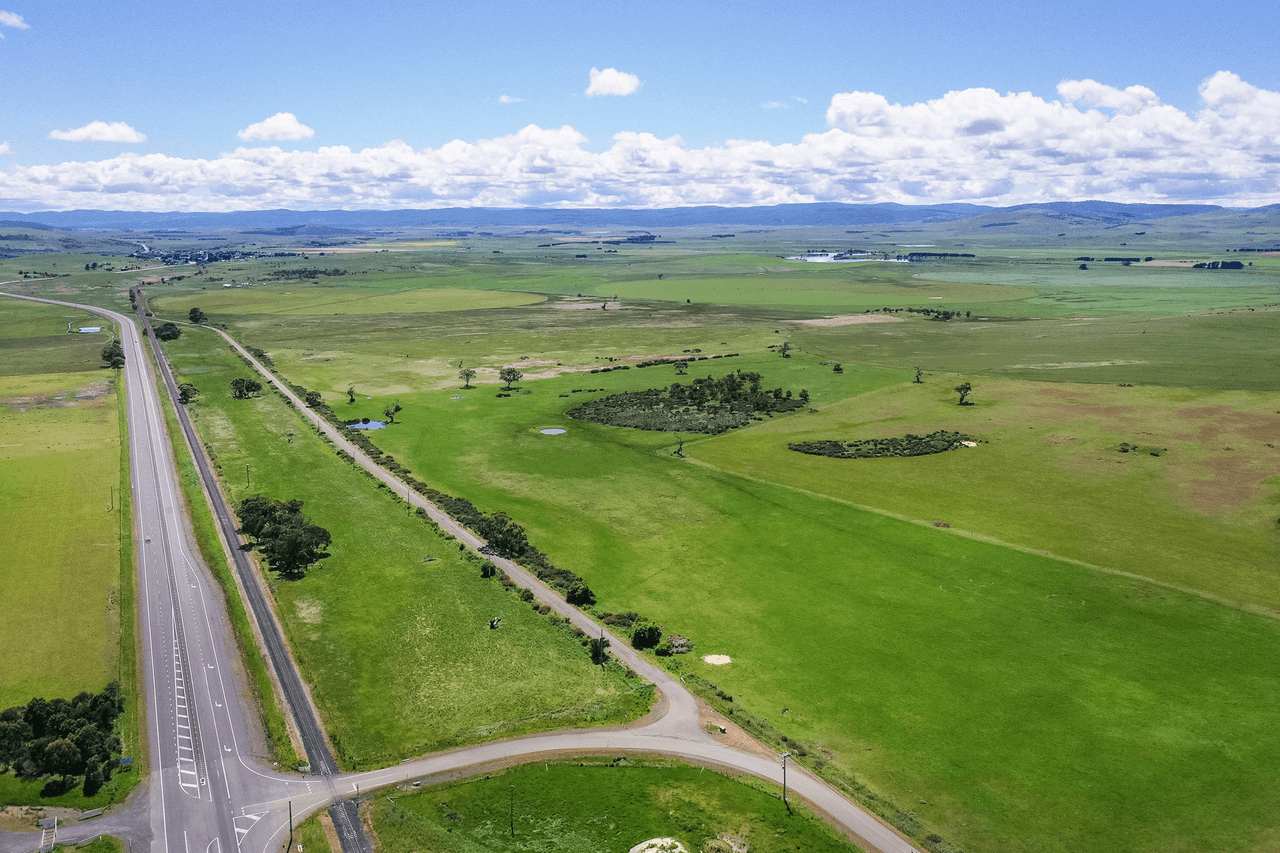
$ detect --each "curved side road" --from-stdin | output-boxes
[195,319,923,853]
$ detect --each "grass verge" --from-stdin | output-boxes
[369,759,862,853]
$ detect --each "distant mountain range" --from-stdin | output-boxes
[2,201,1267,232]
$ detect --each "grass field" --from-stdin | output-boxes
[162,328,651,768]
[0,298,140,807]
[368,760,860,853]
[696,374,1280,610]
[334,350,1280,853]
[0,304,123,710]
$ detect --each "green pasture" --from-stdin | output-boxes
[209,300,779,398]
[151,285,543,316]
[0,300,116,377]
[162,329,650,769]
[794,306,1280,390]
[606,271,1031,310]
[344,352,1280,853]
[696,376,1280,611]
[369,760,859,853]
[0,303,124,711]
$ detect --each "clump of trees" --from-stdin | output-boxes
[230,377,263,399]
[154,322,181,341]
[100,340,125,369]
[0,682,126,796]
[188,308,207,325]
[237,496,332,579]
[567,371,809,435]
[789,430,977,459]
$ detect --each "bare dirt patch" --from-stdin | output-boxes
[792,314,904,327]
[1174,406,1280,444]
[1181,454,1271,513]
[554,300,634,310]
[702,654,732,665]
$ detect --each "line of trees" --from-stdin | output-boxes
[0,682,126,796]
[237,496,332,579]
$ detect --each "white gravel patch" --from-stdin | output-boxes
[702,654,732,665]
[630,839,689,853]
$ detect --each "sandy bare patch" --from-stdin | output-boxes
[1008,360,1146,370]
[630,839,689,853]
[554,300,633,310]
[792,314,904,327]
[703,654,732,665]
[294,597,323,625]
[960,440,978,447]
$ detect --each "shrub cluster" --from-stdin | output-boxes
[789,430,976,459]
[266,267,348,279]
[0,682,125,796]
[864,306,970,321]
[567,370,808,435]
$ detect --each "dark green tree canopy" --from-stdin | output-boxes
[237,495,331,579]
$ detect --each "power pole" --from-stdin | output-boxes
[288,800,293,850]
[509,783,515,837]
[781,751,791,814]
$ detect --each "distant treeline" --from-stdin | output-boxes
[1193,260,1246,270]
[906,252,976,260]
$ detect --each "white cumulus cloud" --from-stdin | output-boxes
[49,121,147,143]
[585,67,641,97]
[0,10,29,35]
[2,74,1278,211]
[499,95,521,104]
[237,112,315,142]
[0,141,11,155]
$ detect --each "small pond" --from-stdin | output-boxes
[347,420,386,430]
[539,428,567,435]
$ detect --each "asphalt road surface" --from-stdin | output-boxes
[0,288,920,853]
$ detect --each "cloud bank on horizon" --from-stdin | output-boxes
[3,72,1278,211]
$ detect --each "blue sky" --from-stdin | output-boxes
[2,0,1278,211]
